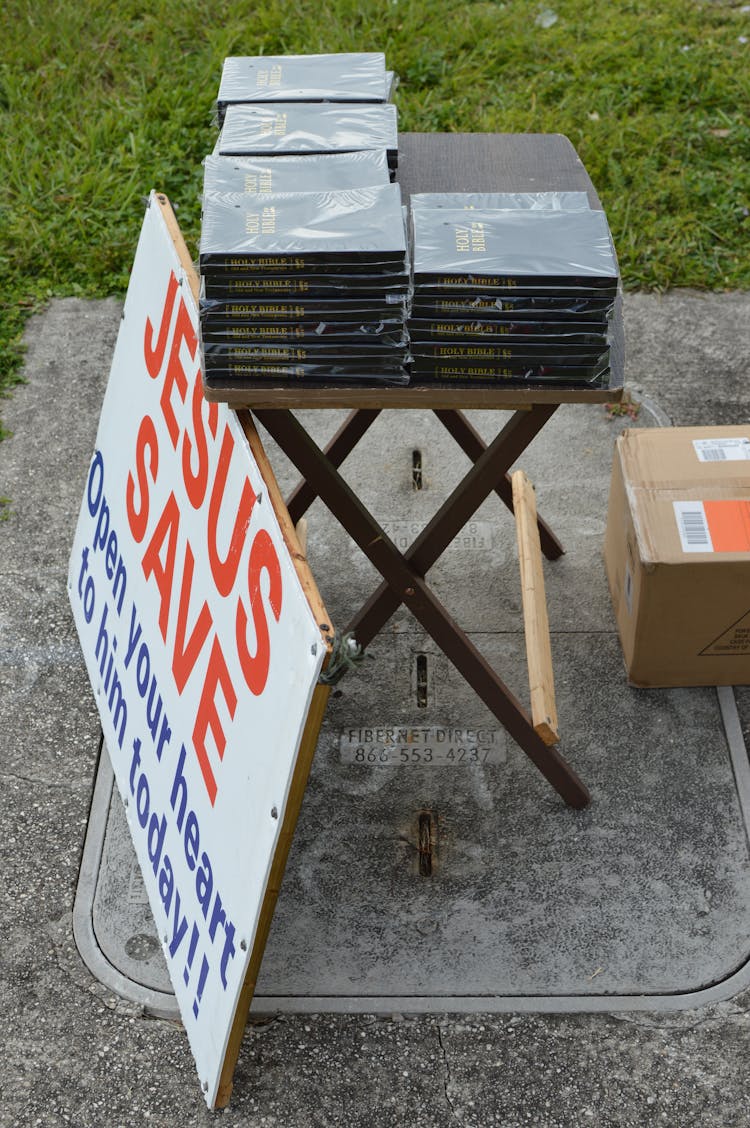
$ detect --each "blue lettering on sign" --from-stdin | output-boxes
[73,448,239,1019]
[171,745,237,988]
[94,604,127,749]
[124,605,172,761]
[128,736,239,1015]
[87,450,128,615]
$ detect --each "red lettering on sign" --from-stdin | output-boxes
[126,414,159,543]
[141,491,180,641]
[144,271,178,379]
[236,529,282,696]
[193,636,238,806]
[160,297,196,450]
[182,371,219,511]
[207,425,258,598]
[130,255,297,807]
[172,542,214,694]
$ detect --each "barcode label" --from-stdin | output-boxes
[674,501,714,553]
[693,438,750,462]
[700,449,728,462]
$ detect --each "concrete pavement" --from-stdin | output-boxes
[2,291,750,1127]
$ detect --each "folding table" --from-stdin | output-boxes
[204,132,625,811]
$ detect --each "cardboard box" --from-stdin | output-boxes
[604,426,750,687]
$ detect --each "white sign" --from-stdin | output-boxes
[68,194,325,1106]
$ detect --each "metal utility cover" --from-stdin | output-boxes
[75,402,750,1014]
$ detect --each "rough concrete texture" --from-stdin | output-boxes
[1,292,750,1126]
[625,289,750,428]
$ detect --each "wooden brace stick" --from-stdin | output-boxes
[512,470,560,746]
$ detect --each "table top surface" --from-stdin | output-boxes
[202,132,624,410]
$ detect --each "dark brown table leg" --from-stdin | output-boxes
[434,409,565,560]
[254,407,590,810]
[285,408,381,524]
[349,405,559,647]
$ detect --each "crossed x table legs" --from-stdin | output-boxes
[252,406,590,810]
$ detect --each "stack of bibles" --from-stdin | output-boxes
[408,193,619,388]
[216,53,394,125]
[216,103,399,177]
[214,52,398,177]
[199,51,408,387]
[199,180,411,386]
[202,148,392,199]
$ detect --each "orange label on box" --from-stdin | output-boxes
[674,500,750,553]
[704,500,750,552]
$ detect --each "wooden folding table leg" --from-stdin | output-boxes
[434,408,565,560]
[349,405,559,648]
[253,408,590,810]
[285,408,381,524]
[410,581,588,808]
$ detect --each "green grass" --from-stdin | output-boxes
[2,0,749,432]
